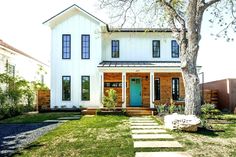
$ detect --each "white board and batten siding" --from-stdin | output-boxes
[49,6,181,108]
[50,11,103,108]
[102,32,179,61]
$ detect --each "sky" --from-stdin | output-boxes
[0,0,235,83]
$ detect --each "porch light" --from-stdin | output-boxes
[145,76,148,80]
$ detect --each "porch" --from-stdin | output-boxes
[98,61,185,109]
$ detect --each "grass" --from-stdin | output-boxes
[0,112,80,123]
[13,115,134,157]
[166,114,236,157]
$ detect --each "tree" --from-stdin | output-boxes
[99,0,236,115]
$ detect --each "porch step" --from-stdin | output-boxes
[81,109,97,115]
[126,107,153,116]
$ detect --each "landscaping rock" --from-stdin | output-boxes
[164,113,201,132]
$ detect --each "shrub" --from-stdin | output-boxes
[102,89,117,110]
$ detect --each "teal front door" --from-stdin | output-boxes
[130,78,142,107]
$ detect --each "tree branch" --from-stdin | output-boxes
[203,0,221,10]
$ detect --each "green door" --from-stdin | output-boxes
[130,78,142,107]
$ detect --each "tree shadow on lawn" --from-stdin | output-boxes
[12,142,45,157]
[0,123,55,157]
[194,127,225,137]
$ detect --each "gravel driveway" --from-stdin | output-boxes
[0,122,61,157]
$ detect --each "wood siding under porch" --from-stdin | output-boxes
[104,72,185,108]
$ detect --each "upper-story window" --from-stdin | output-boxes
[171,40,179,58]
[152,40,160,58]
[81,35,90,59]
[111,40,119,58]
[62,34,71,59]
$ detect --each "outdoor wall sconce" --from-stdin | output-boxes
[145,76,148,80]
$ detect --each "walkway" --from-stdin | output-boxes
[129,117,191,157]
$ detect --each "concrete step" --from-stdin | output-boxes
[135,152,192,157]
[132,134,174,139]
[134,141,183,148]
[132,129,167,134]
[131,125,163,129]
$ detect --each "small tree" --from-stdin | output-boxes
[102,89,118,110]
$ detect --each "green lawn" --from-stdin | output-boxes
[167,114,236,157]
[0,112,80,123]
[14,115,134,157]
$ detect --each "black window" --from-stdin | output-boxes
[82,76,90,101]
[171,40,179,58]
[104,82,122,88]
[62,76,71,101]
[153,40,160,58]
[111,40,119,58]
[62,34,71,59]
[154,78,160,100]
[81,35,90,59]
[172,78,179,100]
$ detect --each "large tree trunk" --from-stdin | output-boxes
[182,63,201,115]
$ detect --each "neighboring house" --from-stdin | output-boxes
[202,79,236,113]
[44,4,188,109]
[0,39,49,86]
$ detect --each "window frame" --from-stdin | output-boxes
[171,40,179,58]
[152,40,160,58]
[81,34,90,59]
[154,78,161,100]
[62,76,71,101]
[81,76,90,101]
[111,40,119,58]
[172,78,180,100]
[62,34,71,59]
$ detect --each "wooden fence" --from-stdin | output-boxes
[37,90,50,111]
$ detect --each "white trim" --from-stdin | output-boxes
[122,72,126,108]
[150,72,155,108]
[100,72,104,108]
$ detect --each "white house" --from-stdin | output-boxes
[0,39,49,86]
[44,4,186,109]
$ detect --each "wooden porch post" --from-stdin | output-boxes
[150,72,155,108]
[122,72,126,108]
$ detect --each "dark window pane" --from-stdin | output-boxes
[82,76,90,100]
[153,40,160,58]
[62,34,71,59]
[62,76,71,101]
[154,78,160,100]
[171,40,179,58]
[172,78,179,100]
[112,40,119,58]
[82,35,90,59]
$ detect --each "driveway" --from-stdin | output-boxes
[0,123,61,157]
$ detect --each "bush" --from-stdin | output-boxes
[0,72,36,120]
[102,89,117,110]
[201,103,221,116]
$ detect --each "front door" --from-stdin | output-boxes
[130,78,142,107]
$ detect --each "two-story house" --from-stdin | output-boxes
[44,4,185,109]
[0,39,49,86]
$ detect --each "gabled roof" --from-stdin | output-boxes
[0,39,48,66]
[43,4,107,27]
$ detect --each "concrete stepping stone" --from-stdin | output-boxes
[135,152,192,157]
[57,117,81,120]
[43,120,67,123]
[134,141,183,148]
[132,134,174,139]
[132,129,167,134]
[131,125,163,129]
[130,117,152,120]
[130,120,155,123]
[131,123,158,126]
